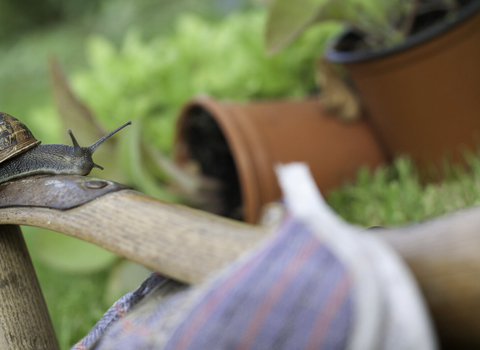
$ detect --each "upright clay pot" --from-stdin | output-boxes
[325,1,480,171]
[174,97,386,224]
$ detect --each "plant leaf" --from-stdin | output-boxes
[120,117,181,202]
[49,56,128,183]
[143,142,224,213]
[266,0,417,54]
[266,0,323,54]
[49,55,106,142]
[265,0,345,54]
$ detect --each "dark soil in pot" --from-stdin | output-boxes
[328,0,479,59]
[182,107,242,220]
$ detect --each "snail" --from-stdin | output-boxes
[0,112,131,184]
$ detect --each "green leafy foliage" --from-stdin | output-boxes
[37,267,110,350]
[328,157,480,227]
[265,0,412,53]
[0,0,101,41]
[70,10,341,153]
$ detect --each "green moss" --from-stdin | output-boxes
[328,157,480,227]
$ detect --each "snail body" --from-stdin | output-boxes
[0,112,131,184]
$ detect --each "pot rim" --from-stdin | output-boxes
[175,96,263,223]
[325,0,480,63]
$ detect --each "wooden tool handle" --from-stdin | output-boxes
[373,209,480,347]
[0,225,59,350]
[0,189,267,284]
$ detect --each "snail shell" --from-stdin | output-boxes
[0,112,41,164]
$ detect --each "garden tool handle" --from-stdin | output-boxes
[0,225,60,350]
[0,175,266,350]
[0,175,479,348]
[375,212,480,347]
[0,175,267,285]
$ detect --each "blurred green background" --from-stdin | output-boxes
[2,0,480,349]
[3,0,339,348]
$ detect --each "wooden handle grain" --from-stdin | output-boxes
[371,209,480,347]
[0,190,267,285]
[0,225,59,350]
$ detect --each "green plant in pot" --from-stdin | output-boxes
[267,0,419,53]
[266,0,480,175]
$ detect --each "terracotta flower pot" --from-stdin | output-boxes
[325,0,480,172]
[174,97,386,224]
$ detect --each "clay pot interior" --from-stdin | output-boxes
[179,106,243,220]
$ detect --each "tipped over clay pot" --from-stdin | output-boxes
[174,97,386,224]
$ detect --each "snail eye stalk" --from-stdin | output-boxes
[68,130,85,157]
[87,121,132,154]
